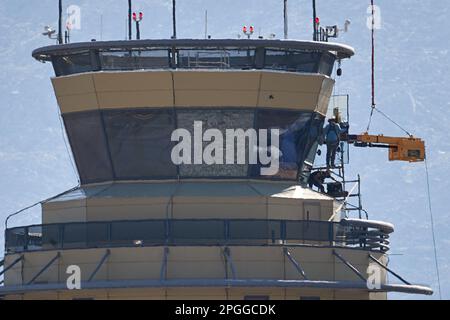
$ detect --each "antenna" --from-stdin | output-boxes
[128,0,132,40]
[133,12,143,40]
[312,0,318,41]
[242,26,254,39]
[204,10,208,39]
[172,0,177,39]
[58,0,63,44]
[283,0,288,39]
[100,14,103,41]
[42,26,57,40]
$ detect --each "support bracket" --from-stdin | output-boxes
[368,254,411,285]
[28,252,60,285]
[283,248,308,280]
[223,247,236,280]
[333,250,366,282]
[88,249,110,282]
[160,247,169,281]
[0,255,23,277]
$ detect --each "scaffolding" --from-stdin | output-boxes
[312,94,367,220]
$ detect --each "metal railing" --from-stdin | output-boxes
[5,218,391,254]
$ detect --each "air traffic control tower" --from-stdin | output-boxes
[0,39,433,299]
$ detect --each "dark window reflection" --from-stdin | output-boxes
[318,52,336,76]
[100,50,171,70]
[63,111,114,183]
[52,53,92,76]
[50,49,335,76]
[103,109,177,179]
[64,108,324,183]
[265,50,322,73]
[177,49,255,69]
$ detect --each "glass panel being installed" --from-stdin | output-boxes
[252,110,316,180]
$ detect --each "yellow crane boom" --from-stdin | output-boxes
[345,133,426,162]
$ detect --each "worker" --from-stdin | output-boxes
[323,117,342,168]
[308,170,331,193]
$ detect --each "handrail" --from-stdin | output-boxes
[5,218,391,254]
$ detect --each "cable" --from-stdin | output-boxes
[366,0,376,133]
[373,108,413,137]
[371,0,375,109]
[56,104,80,185]
[424,158,442,299]
[4,185,80,229]
[365,0,413,138]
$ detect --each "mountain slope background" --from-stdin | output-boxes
[0,0,448,299]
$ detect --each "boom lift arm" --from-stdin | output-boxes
[344,133,426,162]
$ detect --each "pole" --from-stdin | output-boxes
[172,0,177,39]
[204,10,208,39]
[371,0,375,108]
[312,0,317,41]
[58,0,63,44]
[136,21,140,40]
[283,0,288,39]
[128,0,132,40]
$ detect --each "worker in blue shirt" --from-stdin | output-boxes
[323,117,342,168]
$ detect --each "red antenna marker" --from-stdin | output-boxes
[242,25,254,39]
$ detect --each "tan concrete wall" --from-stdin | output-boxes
[5,287,372,300]
[52,70,334,115]
[41,182,336,223]
[4,246,386,300]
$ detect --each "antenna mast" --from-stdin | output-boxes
[128,0,132,40]
[312,0,317,41]
[204,10,208,39]
[172,0,177,39]
[58,0,63,44]
[283,0,288,39]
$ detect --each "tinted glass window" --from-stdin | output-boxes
[63,108,323,183]
[265,50,321,73]
[176,109,255,178]
[318,52,336,76]
[52,53,92,76]
[177,49,255,69]
[100,50,170,70]
[63,111,114,184]
[103,109,177,179]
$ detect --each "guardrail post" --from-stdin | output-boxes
[24,226,29,252]
[329,223,334,246]
[107,222,112,243]
[165,219,170,245]
[59,224,65,249]
[224,220,229,245]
